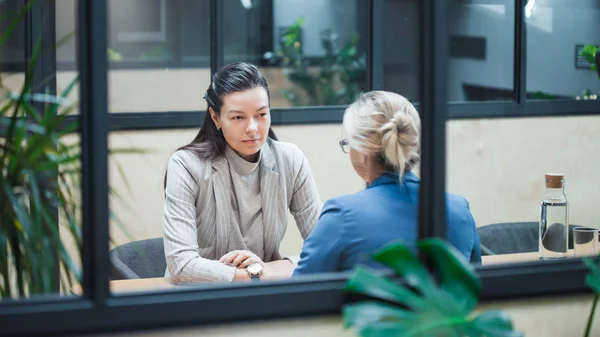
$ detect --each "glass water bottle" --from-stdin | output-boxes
[539,173,569,260]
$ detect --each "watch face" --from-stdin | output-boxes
[247,263,263,275]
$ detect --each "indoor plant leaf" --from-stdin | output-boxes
[343,239,521,337]
[344,267,424,309]
[470,310,523,337]
[583,257,600,294]
[370,241,435,295]
[342,301,413,331]
[418,239,481,312]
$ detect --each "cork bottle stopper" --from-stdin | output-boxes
[545,173,564,188]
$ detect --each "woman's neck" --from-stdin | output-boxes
[364,158,385,184]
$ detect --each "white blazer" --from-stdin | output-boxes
[163,139,323,283]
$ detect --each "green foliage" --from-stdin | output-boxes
[0,46,82,297]
[343,239,523,337]
[583,257,600,337]
[267,17,367,106]
[107,48,123,62]
[0,1,141,298]
[580,45,600,78]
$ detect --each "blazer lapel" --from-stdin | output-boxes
[211,156,232,259]
[259,142,286,261]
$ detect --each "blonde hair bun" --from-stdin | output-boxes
[343,91,421,176]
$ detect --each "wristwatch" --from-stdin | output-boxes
[246,262,263,281]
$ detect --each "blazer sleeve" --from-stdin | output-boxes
[288,148,323,239]
[293,198,345,275]
[163,151,236,283]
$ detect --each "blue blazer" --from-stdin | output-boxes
[293,171,481,275]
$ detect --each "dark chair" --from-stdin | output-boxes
[478,222,577,256]
[109,238,166,280]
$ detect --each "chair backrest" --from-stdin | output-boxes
[109,238,166,280]
[478,222,577,256]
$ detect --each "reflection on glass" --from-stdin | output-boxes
[225,0,369,108]
[104,0,211,113]
[107,0,210,65]
[446,116,600,265]
[0,0,26,73]
[383,0,420,102]
[526,0,600,100]
[448,0,515,102]
[0,0,26,100]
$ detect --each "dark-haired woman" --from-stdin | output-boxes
[163,62,323,283]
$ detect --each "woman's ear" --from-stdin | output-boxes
[209,107,220,129]
[359,152,370,165]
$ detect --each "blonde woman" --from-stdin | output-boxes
[293,91,481,275]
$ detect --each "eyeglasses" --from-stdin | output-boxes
[339,139,349,154]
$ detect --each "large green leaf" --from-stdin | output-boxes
[470,310,523,337]
[583,257,600,294]
[343,239,522,337]
[419,239,481,312]
[344,268,424,309]
[370,242,435,295]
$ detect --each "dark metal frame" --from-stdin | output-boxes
[1,0,599,336]
[24,0,61,291]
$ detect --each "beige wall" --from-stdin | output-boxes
[447,116,600,229]
[17,67,595,254]
[107,114,600,254]
[107,124,364,256]
[52,68,597,246]
[55,68,304,114]
[92,294,598,337]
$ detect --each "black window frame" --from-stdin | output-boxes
[1,0,597,336]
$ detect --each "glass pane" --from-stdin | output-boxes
[56,0,79,116]
[108,122,363,294]
[382,0,420,102]
[448,0,515,102]
[1,1,82,300]
[0,0,26,73]
[447,116,600,266]
[106,0,211,113]
[526,0,600,100]
[0,0,26,108]
[224,0,369,108]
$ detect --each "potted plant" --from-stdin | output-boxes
[1,2,139,298]
[264,17,367,107]
[0,53,82,297]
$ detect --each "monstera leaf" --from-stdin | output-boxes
[343,238,523,337]
[583,257,600,337]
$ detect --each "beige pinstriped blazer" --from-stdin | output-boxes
[163,139,323,283]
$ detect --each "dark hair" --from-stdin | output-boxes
[164,62,278,189]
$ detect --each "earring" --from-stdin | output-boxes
[216,125,221,131]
